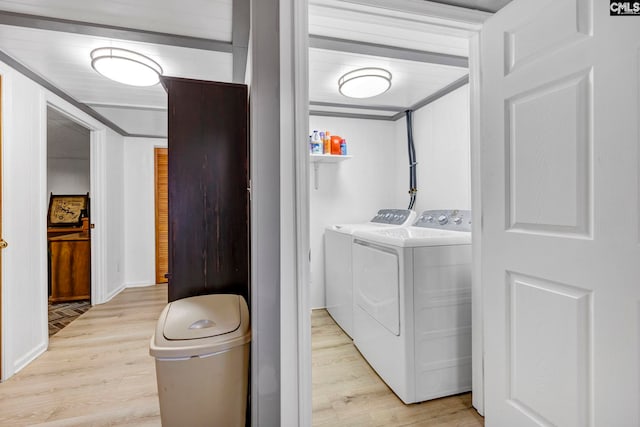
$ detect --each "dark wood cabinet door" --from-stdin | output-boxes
[163,77,249,303]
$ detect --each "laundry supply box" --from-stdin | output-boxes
[150,294,251,427]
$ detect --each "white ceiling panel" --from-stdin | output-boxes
[430,0,513,13]
[0,25,233,109]
[309,48,468,109]
[309,2,470,57]
[0,0,233,41]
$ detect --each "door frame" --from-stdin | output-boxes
[0,74,3,380]
[468,32,484,413]
[44,101,107,306]
[289,1,489,423]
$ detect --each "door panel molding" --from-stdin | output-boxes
[504,0,592,75]
[505,68,592,237]
[506,271,592,427]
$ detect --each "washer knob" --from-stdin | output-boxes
[453,217,462,225]
[438,215,448,225]
[426,215,434,222]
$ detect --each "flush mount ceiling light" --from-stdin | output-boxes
[338,67,392,99]
[90,47,163,87]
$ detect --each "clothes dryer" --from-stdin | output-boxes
[324,209,416,338]
[351,210,472,404]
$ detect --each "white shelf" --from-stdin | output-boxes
[309,154,352,189]
[310,154,352,163]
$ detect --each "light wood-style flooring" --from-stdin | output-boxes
[0,284,167,426]
[312,309,484,426]
[1,285,483,426]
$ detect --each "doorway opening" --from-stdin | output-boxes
[46,107,92,336]
[301,1,485,424]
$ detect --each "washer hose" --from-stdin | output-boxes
[406,110,417,210]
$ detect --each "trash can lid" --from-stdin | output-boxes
[150,293,251,358]
[163,294,242,340]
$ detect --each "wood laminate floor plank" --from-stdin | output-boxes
[0,284,167,426]
[312,309,484,427]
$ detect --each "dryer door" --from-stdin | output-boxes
[353,239,400,336]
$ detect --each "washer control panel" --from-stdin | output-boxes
[370,209,415,225]
[414,210,472,232]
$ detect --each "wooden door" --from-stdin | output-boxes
[481,1,640,425]
[154,148,168,284]
[163,77,249,303]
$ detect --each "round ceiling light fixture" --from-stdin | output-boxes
[90,47,163,87]
[338,67,392,99]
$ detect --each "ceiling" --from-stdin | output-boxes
[428,0,512,13]
[0,0,512,137]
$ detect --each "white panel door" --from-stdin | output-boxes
[481,1,640,426]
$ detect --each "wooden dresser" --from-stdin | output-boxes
[47,194,91,302]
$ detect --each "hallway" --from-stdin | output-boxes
[0,284,166,426]
[1,283,484,426]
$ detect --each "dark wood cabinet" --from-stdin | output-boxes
[162,77,249,303]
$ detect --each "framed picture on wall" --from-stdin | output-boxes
[47,193,90,228]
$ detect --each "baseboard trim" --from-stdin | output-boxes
[12,341,47,378]
[125,282,156,288]
[102,283,125,304]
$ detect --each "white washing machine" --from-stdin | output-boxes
[351,210,472,404]
[324,209,416,338]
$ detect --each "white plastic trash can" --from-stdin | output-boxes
[150,294,251,427]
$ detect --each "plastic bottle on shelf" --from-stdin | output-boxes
[340,139,347,155]
[311,130,322,154]
[330,135,341,155]
[323,131,331,155]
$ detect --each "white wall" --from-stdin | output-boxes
[93,106,167,138]
[308,116,398,308]
[47,158,90,196]
[123,137,167,287]
[0,60,126,380]
[46,108,91,196]
[393,84,471,212]
[103,130,126,299]
[250,0,282,422]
